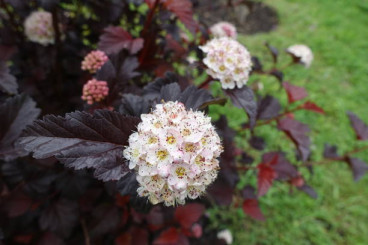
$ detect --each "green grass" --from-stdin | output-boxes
[207,0,368,244]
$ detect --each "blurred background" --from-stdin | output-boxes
[202,0,368,243]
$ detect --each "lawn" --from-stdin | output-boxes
[207,0,368,244]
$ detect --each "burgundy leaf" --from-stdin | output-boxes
[257,95,281,120]
[98,26,144,55]
[257,164,277,197]
[2,191,32,217]
[251,56,263,72]
[19,110,140,181]
[39,199,78,238]
[225,86,257,128]
[323,144,340,159]
[262,152,298,180]
[241,185,256,200]
[242,199,265,221]
[0,94,40,161]
[153,227,179,245]
[38,232,64,245]
[89,205,120,237]
[207,175,233,206]
[277,118,310,162]
[347,157,368,181]
[0,62,18,94]
[163,0,198,34]
[0,45,17,61]
[115,227,149,245]
[282,81,308,103]
[299,101,325,114]
[165,34,186,58]
[347,111,368,140]
[175,203,205,229]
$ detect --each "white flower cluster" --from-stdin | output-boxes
[124,101,223,206]
[286,44,313,68]
[200,37,252,89]
[24,10,57,46]
[210,22,237,39]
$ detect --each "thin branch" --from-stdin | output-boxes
[80,218,91,245]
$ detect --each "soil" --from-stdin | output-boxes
[193,0,279,35]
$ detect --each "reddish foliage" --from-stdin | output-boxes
[282,81,308,103]
[242,199,265,221]
[175,203,206,229]
[299,101,325,114]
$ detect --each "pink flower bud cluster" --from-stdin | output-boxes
[81,50,109,73]
[81,79,109,105]
[286,44,313,68]
[200,37,252,89]
[210,22,237,39]
[124,101,223,206]
[24,10,56,46]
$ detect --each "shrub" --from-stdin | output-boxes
[1,0,367,244]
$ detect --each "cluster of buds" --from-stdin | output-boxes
[24,10,57,46]
[286,44,313,68]
[81,79,109,105]
[124,101,223,206]
[200,37,252,89]
[81,50,109,73]
[209,22,237,39]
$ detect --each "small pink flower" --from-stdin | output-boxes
[210,22,237,39]
[81,50,109,73]
[81,79,109,105]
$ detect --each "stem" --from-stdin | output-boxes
[80,218,91,245]
[302,145,368,168]
[139,0,160,64]
[198,76,213,89]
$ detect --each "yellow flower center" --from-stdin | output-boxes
[175,167,186,178]
[148,137,158,144]
[166,136,176,144]
[157,150,168,160]
[185,143,196,152]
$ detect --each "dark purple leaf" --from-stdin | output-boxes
[225,86,257,128]
[347,111,368,141]
[2,191,32,217]
[0,62,17,94]
[0,45,17,61]
[269,70,284,82]
[265,43,278,63]
[240,152,254,165]
[249,136,265,151]
[251,56,262,72]
[89,205,120,237]
[242,199,265,221]
[278,118,310,162]
[241,185,256,200]
[161,83,182,102]
[39,199,78,238]
[282,82,308,103]
[98,26,144,55]
[297,184,318,199]
[19,110,140,181]
[0,94,40,161]
[257,95,281,120]
[323,144,340,159]
[347,157,368,181]
[207,175,233,206]
[120,94,151,117]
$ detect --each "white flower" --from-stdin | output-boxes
[200,37,252,89]
[286,44,313,68]
[24,10,59,46]
[124,101,223,206]
[217,229,233,244]
[210,22,237,39]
